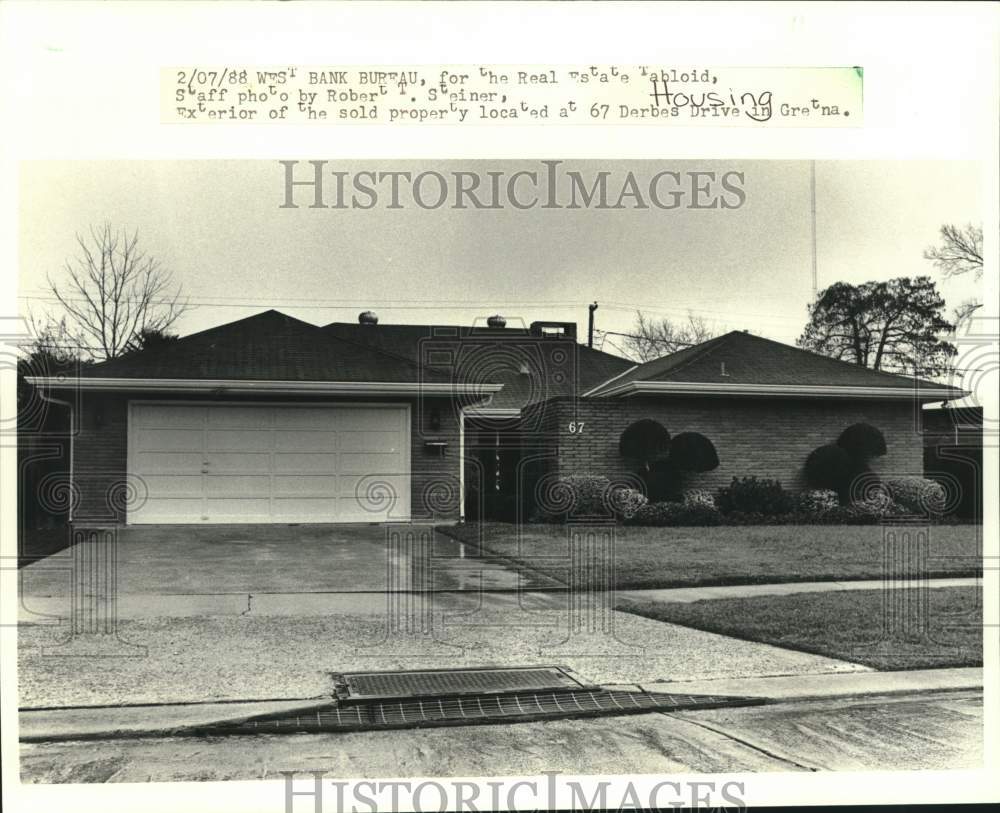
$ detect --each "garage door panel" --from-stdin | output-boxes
[204,497,273,516]
[272,474,337,497]
[206,406,273,429]
[271,497,339,518]
[136,428,204,452]
[134,451,204,473]
[207,452,272,473]
[272,430,338,452]
[333,410,403,431]
[339,451,404,474]
[204,475,272,498]
[130,403,409,523]
[339,430,404,452]
[133,405,204,428]
[135,497,206,520]
[206,429,272,452]
[139,474,203,498]
[272,452,337,473]
[275,408,339,430]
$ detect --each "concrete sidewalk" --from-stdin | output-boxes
[18,666,981,743]
[616,577,978,604]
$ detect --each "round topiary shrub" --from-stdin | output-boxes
[837,423,888,461]
[619,419,671,470]
[668,432,720,473]
[641,460,681,502]
[805,444,854,492]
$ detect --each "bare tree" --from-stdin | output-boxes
[923,223,984,332]
[620,311,716,362]
[924,224,983,280]
[45,224,188,360]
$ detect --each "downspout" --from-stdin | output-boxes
[458,408,465,522]
[37,389,75,523]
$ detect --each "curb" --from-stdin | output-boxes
[608,666,983,703]
[20,667,982,743]
[18,697,332,743]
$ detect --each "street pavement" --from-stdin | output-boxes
[18,690,982,782]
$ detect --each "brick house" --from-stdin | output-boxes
[24,310,966,526]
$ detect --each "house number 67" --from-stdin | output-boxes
[568,421,586,434]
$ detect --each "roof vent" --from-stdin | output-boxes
[487,314,507,329]
[529,321,577,339]
[358,311,379,325]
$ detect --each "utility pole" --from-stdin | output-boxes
[810,160,818,297]
[587,302,598,347]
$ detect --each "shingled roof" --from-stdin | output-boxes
[77,310,454,384]
[584,330,966,401]
[323,321,635,409]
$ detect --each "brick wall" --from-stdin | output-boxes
[543,395,925,493]
[72,393,462,524]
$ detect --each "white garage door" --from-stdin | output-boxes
[128,403,411,524]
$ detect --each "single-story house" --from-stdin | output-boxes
[25,309,967,525]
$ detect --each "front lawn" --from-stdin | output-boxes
[440,522,981,590]
[617,586,983,670]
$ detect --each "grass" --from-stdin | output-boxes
[617,586,983,670]
[440,521,982,590]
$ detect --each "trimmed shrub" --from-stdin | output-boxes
[626,501,722,527]
[816,504,882,525]
[678,503,723,526]
[619,419,671,469]
[682,488,716,509]
[627,501,685,526]
[837,423,888,461]
[560,475,612,516]
[609,486,648,520]
[796,489,839,515]
[668,432,720,473]
[805,444,854,492]
[716,476,795,516]
[883,476,948,516]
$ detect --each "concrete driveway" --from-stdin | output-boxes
[19,523,561,604]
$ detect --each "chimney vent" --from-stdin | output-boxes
[358,311,379,325]
[487,314,507,329]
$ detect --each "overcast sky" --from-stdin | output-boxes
[18,160,982,358]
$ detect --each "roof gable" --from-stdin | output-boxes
[586,330,965,399]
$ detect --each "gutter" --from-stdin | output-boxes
[590,380,970,401]
[24,377,504,397]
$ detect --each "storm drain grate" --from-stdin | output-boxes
[333,665,595,702]
[192,690,764,736]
